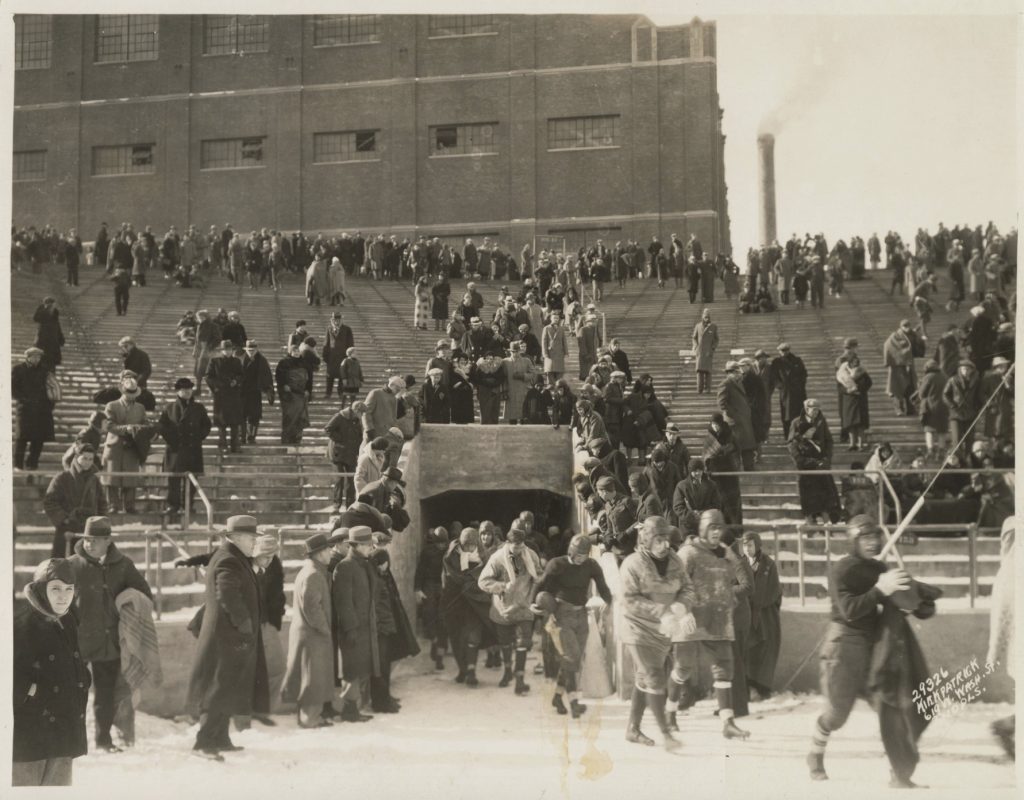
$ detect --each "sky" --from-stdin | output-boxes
[650,5,1019,251]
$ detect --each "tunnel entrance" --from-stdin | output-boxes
[420,490,574,538]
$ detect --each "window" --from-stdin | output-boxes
[703,26,716,58]
[430,123,498,156]
[314,15,381,46]
[314,131,379,164]
[92,144,155,176]
[203,16,270,55]
[428,16,497,38]
[548,116,621,150]
[13,150,47,181]
[95,15,159,63]
[201,138,265,170]
[15,15,52,70]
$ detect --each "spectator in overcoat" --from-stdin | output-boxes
[33,296,65,371]
[44,443,107,558]
[13,559,91,786]
[159,378,212,517]
[186,516,270,759]
[12,347,55,470]
[331,526,379,718]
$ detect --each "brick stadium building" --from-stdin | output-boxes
[12,14,732,254]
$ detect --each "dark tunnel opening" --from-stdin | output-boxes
[419,490,575,539]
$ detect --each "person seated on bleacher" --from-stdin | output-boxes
[176,311,198,346]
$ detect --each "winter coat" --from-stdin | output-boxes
[43,462,107,534]
[789,437,840,517]
[502,354,534,421]
[883,329,925,398]
[916,368,949,433]
[441,545,493,627]
[671,474,722,522]
[479,544,542,625]
[206,354,245,426]
[102,396,149,479]
[678,539,751,641]
[33,305,65,367]
[306,260,330,302]
[541,323,569,374]
[186,541,270,716]
[12,361,55,442]
[432,281,451,320]
[241,351,275,422]
[745,541,783,688]
[743,368,771,443]
[374,568,420,662]
[13,598,90,762]
[332,550,380,680]
[942,372,981,421]
[69,541,152,663]
[281,559,335,707]
[423,380,451,424]
[691,321,719,372]
[450,373,476,424]
[323,323,355,380]
[643,461,682,516]
[324,407,363,466]
[981,369,1013,440]
[159,397,212,474]
[362,388,398,438]
[934,331,961,378]
[340,357,364,393]
[769,352,808,421]
[837,368,872,432]
[717,377,756,450]
[618,548,697,647]
[577,322,601,379]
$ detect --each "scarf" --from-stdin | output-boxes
[836,362,861,394]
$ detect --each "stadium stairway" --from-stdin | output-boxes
[11,262,1000,606]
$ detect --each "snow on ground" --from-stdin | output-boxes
[71,652,1015,800]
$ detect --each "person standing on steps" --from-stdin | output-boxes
[618,516,697,751]
[717,361,757,471]
[158,378,212,520]
[13,346,56,471]
[883,319,926,416]
[33,296,64,372]
[322,310,355,400]
[206,341,245,454]
[101,372,149,515]
[479,524,542,697]
[692,308,719,394]
[276,345,312,445]
[241,340,275,444]
[186,515,270,760]
[807,515,940,788]
[68,516,153,754]
[670,509,752,740]
[532,534,612,719]
[768,342,808,438]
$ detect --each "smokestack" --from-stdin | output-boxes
[757,134,777,246]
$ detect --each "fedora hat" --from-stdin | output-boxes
[303,533,332,557]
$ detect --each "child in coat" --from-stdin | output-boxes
[339,347,364,407]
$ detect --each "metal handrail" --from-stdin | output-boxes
[184,473,214,531]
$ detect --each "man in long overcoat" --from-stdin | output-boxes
[13,347,55,470]
[503,341,535,423]
[883,320,926,415]
[192,310,220,394]
[241,340,275,443]
[541,312,569,386]
[186,515,269,759]
[332,526,379,717]
[282,534,337,728]
[324,402,364,511]
[33,297,65,372]
[159,378,212,517]
[769,342,808,437]
[206,341,245,452]
[717,362,757,471]
[323,311,355,399]
[691,309,719,394]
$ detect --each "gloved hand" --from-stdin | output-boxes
[414,590,427,603]
[876,569,911,597]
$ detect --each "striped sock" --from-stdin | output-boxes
[810,718,830,754]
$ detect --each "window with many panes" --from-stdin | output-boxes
[313,15,381,46]
[200,138,265,170]
[428,16,496,38]
[313,131,379,164]
[430,123,497,156]
[15,15,52,70]
[203,16,270,55]
[92,144,155,176]
[13,150,47,181]
[547,115,621,150]
[95,15,159,63]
